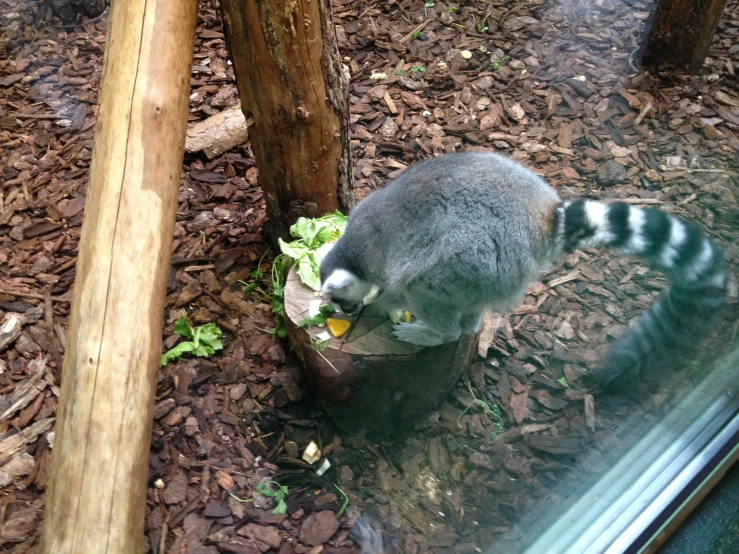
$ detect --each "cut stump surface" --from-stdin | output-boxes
[285,268,478,437]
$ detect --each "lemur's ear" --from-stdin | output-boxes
[321,269,359,294]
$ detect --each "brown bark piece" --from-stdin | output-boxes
[299,511,340,546]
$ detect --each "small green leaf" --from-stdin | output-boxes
[298,315,326,328]
[313,338,330,352]
[557,376,571,388]
[173,316,194,339]
[296,256,322,291]
[318,304,335,317]
[161,342,196,366]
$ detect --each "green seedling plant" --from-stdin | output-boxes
[239,248,271,299]
[447,6,458,13]
[491,55,510,71]
[160,317,223,367]
[476,12,493,33]
[410,30,423,40]
[334,484,350,518]
[458,380,505,439]
[229,481,289,515]
[397,64,426,75]
[424,2,435,17]
[240,251,289,339]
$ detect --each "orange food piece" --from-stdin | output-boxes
[326,318,351,338]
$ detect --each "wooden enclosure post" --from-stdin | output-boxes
[642,0,729,72]
[220,0,354,239]
[39,0,197,552]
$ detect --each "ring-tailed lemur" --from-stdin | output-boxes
[320,152,727,386]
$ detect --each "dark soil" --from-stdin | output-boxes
[1,1,738,553]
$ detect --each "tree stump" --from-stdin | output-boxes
[284,269,479,438]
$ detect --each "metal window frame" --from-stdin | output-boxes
[519,344,739,554]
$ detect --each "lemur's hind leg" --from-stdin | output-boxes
[392,283,464,346]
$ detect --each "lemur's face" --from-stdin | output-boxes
[321,269,372,314]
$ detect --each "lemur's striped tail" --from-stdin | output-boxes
[562,199,727,387]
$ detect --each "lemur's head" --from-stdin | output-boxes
[319,244,374,314]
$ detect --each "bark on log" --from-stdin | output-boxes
[220,0,354,240]
[39,0,198,552]
[284,269,479,438]
[185,106,253,159]
[642,0,729,72]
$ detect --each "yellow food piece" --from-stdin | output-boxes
[389,310,413,323]
[326,318,351,338]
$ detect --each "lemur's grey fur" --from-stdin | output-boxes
[320,152,726,386]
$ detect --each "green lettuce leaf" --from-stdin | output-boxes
[161,317,223,366]
[278,211,348,290]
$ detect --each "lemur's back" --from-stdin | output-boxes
[345,152,561,298]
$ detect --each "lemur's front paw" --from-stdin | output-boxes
[392,322,445,347]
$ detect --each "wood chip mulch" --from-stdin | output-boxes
[1,1,738,553]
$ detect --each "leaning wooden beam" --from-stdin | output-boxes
[39,0,198,552]
[185,106,253,159]
[642,0,729,72]
[220,0,354,240]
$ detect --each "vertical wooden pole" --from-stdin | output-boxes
[220,0,354,240]
[642,0,729,72]
[39,0,197,552]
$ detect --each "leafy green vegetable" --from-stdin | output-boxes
[278,211,347,291]
[161,317,223,366]
[297,304,336,328]
[289,212,346,249]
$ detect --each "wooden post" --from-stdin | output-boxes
[220,0,354,240]
[642,0,729,72]
[39,0,197,552]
